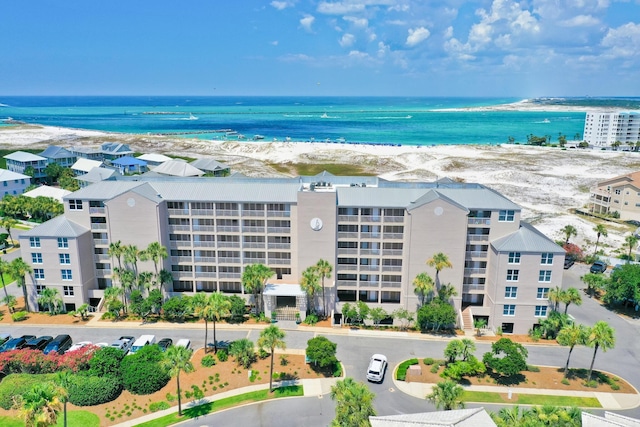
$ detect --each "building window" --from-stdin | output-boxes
[537,287,550,299]
[506,269,519,281]
[31,253,43,264]
[63,286,74,296]
[35,285,46,295]
[615,189,621,195]
[505,286,518,299]
[508,252,521,264]
[57,237,69,248]
[29,237,41,248]
[69,199,83,210]
[59,253,71,265]
[499,210,515,222]
[34,269,45,280]
[61,269,73,281]
[535,306,548,317]
[541,253,554,265]
[539,270,552,282]
[503,304,516,316]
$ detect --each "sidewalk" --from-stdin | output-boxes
[111,377,340,427]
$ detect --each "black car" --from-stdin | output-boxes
[590,260,608,274]
[24,336,53,351]
[43,334,73,355]
[157,338,173,352]
[563,257,575,269]
[0,335,36,352]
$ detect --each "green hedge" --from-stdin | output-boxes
[120,346,169,395]
[396,358,419,381]
[68,375,123,406]
[0,374,56,409]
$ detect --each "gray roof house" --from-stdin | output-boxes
[39,146,77,167]
[189,158,230,176]
[101,143,133,160]
[3,151,48,180]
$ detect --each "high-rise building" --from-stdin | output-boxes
[583,111,640,147]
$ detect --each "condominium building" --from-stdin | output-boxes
[583,111,640,147]
[589,171,640,221]
[19,173,565,334]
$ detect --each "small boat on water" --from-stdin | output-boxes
[336,137,346,143]
[285,136,291,142]
[188,113,198,120]
[321,113,329,119]
[253,135,265,140]
[542,118,550,123]
[237,134,246,140]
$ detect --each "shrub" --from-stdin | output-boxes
[258,348,269,359]
[306,336,338,368]
[333,363,342,377]
[11,311,27,322]
[120,345,169,395]
[611,383,620,391]
[217,349,228,362]
[561,378,570,386]
[68,375,122,406]
[166,393,176,402]
[430,365,439,374]
[201,355,217,367]
[396,358,418,381]
[280,355,289,366]
[88,347,125,379]
[303,314,319,325]
[585,380,598,388]
[526,365,540,372]
[0,373,56,409]
[423,358,435,365]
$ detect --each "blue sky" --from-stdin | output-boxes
[1,0,639,97]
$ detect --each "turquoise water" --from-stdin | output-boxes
[0,96,589,146]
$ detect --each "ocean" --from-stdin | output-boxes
[0,96,611,146]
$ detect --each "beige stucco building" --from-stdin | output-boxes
[589,171,640,221]
[19,173,565,334]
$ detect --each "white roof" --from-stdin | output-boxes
[0,168,29,181]
[152,159,204,177]
[263,283,306,297]
[24,185,71,203]
[370,408,497,427]
[72,158,103,172]
[3,151,46,162]
[137,153,172,163]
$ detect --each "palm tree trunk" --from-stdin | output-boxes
[212,319,217,354]
[564,345,574,377]
[321,277,326,318]
[564,303,570,314]
[587,344,599,382]
[63,401,67,427]
[269,350,274,393]
[594,237,600,256]
[204,319,209,353]
[177,373,182,416]
[1,276,8,302]
[21,283,29,312]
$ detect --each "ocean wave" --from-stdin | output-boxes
[0,103,8,107]
[370,115,413,120]
[283,114,314,118]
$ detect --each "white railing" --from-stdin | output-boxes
[266,211,290,217]
[168,225,191,231]
[90,223,107,230]
[338,215,358,222]
[464,268,487,275]
[383,216,404,222]
[193,241,216,247]
[468,218,491,225]
[268,259,291,265]
[337,248,358,255]
[194,257,215,263]
[467,235,489,241]
[191,209,214,216]
[381,265,402,272]
[382,249,403,256]
[243,242,266,249]
[383,233,403,239]
[218,257,241,264]
[217,226,240,232]
[337,232,358,239]
[360,216,381,222]
[267,243,290,249]
[242,227,265,233]
[89,207,106,214]
[217,242,240,248]
[267,227,290,233]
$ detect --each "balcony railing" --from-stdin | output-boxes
[336,280,357,287]
[359,282,380,288]
[242,210,265,217]
[382,249,403,256]
[337,248,358,255]
[194,257,215,263]
[360,215,381,222]
[267,243,290,249]
[381,265,402,272]
[168,225,191,232]
[267,227,290,234]
[218,272,241,278]
[242,227,265,233]
[169,241,191,248]
[168,209,190,216]
[382,233,403,240]
[338,215,358,222]
[337,232,358,239]
[194,271,217,277]
[463,283,486,291]
[192,241,215,247]
[90,223,107,230]
[383,216,404,223]
[216,210,239,217]
[93,239,109,246]
[217,241,240,248]
[95,269,112,277]
[191,209,214,216]
[266,210,290,217]
[243,242,266,249]
[244,257,266,264]
[359,265,380,272]
[171,256,193,263]
[93,254,110,261]
[381,281,402,288]
[192,225,215,232]
[467,235,489,241]
[337,264,358,271]
[464,268,487,275]
[218,257,241,264]
[468,218,491,225]
[217,226,240,232]
[360,249,381,256]
[268,258,291,265]
[89,207,106,214]
[360,232,381,239]
[466,251,488,258]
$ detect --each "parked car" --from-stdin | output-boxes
[176,339,191,350]
[590,260,608,273]
[43,334,73,355]
[563,257,575,269]
[129,335,156,355]
[67,341,93,352]
[110,336,135,354]
[0,333,11,346]
[24,336,53,351]
[157,338,173,352]
[366,354,388,383]
[0,335,36,352]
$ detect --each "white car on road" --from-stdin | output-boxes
[367,354,388,383]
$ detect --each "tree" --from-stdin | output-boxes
[604,263,640,305]
[413,272,434,307]
[306,336,338,368]
[557,323,588,377]
[392,308,414,331]
[160,345,194,416]
[586,321,615,382]
[300,266,321,315]
[315,259,332,317]
[561,287,582,314]
[229,338,255,368]
[426,380,465,411]
[330,377,376,427]
[157,269,172,297]
[145,242,168,286]
[123,245,142,277]
[417,299,456,332]
[58,169,79,192]
[444,340,465,364]
[209,292,231,353]
[426,252,452,290]
[38,287,63,314]
[437,283,458,302]
[0,258,11,302]
[241,264,274,315]
[625,234,638,261]
[15,382,65,427]
[538,311,572,340]
[9,257,32,312]
[108,240,124,271]
[581,272,607,298]
[369,307,387,328]
[482,338,528,378]
[44,163,64,184]
[3,294,17,314]
[54,370,73,427]
[258,325,286,392]
[137,271,153,294]
[548,286,563,312]
[162,296,191,321]
[593,224,608,256]
[1,217,18,246]
[561,225,577,245]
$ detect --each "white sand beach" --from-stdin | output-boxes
[1,123,636,255]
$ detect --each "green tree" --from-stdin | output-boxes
[306,336,338,368]
[1,217,18,246]
[58,169,79,192]
[426,380,465,411]
[123,245,142,277]
[208,292,231,353]
[9,257,32,312]
[157,268,173,297]
[315,259,333,317]
[330,377,376,427]
[437,283,458,302]
[561,287,582,314]
[593,224,608,256]
[160,345,194,416]
[548,286,563,312]
[482,338,528,379]
[392,308,414,331]
[604,264,640,305]
[54,370,73,427]
[417,299,456,332]
[412,272,434,307]
[44,163,64,184]
[581,272,607,298]
[426,252,452,291]
[625,234,638,260]
[0,258,12,303]
[241,263,274,315]
[586,321,615,382]
[538,311,572,340]
[369,307,387,328]
[38,287,63,314]
[557,323,589,377]
[229,338,255,368]
[15,382,65,427]
[258,325,286,392]
[300,266,321,315]
[144,242,168,287]
[561,225,577,245]
[162,295,191,321]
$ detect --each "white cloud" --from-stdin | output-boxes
[377,41,390,57]
[339,33,356,47]
[348,50,371,60]
[406,27,430,47]
[601,22,640,58]
[388,4,409,12]
[343,16,369,28]
[444,26,453,39]
[300,14,315,32]
[270,40,279,46]
[368,31,377,42]
[279,53,313,63]
[386,19,407,26]
[559,15,600,27]
[317,2,366,14]
[270,1,294,10]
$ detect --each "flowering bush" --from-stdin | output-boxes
[0,345,95,375]
[563,243,584,261]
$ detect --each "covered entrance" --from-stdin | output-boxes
[263,283,307,322]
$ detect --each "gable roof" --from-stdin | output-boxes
[3,151,47,162]
[39,146,75,159]
[101,142,133,154]
[189,158,230,172]
[76,167,120,183]
[370,408,496,427]
[491,222,564,254]
[64,181,145,201]
[137,153,172,163]
[21,216,89,238]
[72,158,103,172]
[153,159,204,177]
[23,185,71,202]
[112,156,147,166]
[598,171,640,190]
[0,168,29,181]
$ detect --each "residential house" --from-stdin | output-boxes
[24,185,71,203]
[39,146,77,168]
[76,167,121,188]
[190,158,231,176]
[0,168,31,196]
[70,146,103,161]
[589,171,640,221]
[3,151,47,180]
[151,159,204,177]
[111,156,147,174]
[136,153,172,167]
[71,158,103,176]
[101,143,133,160]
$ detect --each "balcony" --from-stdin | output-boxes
[464,268,487,275]
[93,239,109,246]
[89,207,106,214]
[194,256,215,263]
[381,265,402,272]
[360,249,381,256]
[337,248,358,255]
[382,233,403,240]
[467,235,489,241]
[168,209,190,216]
[243,242,266,249]
[359,265,380,272]
[171,256,193,263]
[244,257,266,264]
[191,209,214,216]
[243,210,265,217]
[268,258,291,265]
[242,227,265,233]
[466,251,488,258]
[359,281,380,288]
[337,232,358,239]
[337,264,358,271]
[168,225,191,232]
[93,254,110,262]
[468,218,491,226]
[218,272,241,279]
[381,281,402,288]
[267,243,290,250]
[192,225,215,232]
[383,216,404,223]
[217,226,240,233]
[169,241,192,248]
[266,210,290,217]
[95,269,112,277]
[338,215,358,222]
[218,257,241,264]
[336,280,357,287]
[217,241,240,248]
[90,223,107,231]
[360,232,381,239]
[193,241,216,248]
[360,215,381,223]
[267,227,290,234]
[463,283,485,292]
[216,210,239,217]
[382,249,403,256]
[194,271,217,278]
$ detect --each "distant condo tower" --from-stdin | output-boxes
[583,111,640,147]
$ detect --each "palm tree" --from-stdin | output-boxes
[412,272,434,307]
[625,234,638,261]
[160,345,194,416]
[54,370,73,427]
[315,259,332,318]
[562,287,582,314]
[561,225,577,245]
[137,271,154,295]
[123,245,141,276]
[258,325,286,393]
[548,286,563,312]
[1,217,18,247]
[557,323,588,377]
[593,224,608,256]
[145,242,168,285]
[118,268,136,311]
[191,292,210,351]
[108,240,124,270]
[586,321,616,382]
[38,287,62,314]
[241,263,274,315]
[492,406,526,426]
[437,283,458,302]
[8,257,32,312]
[0,258,11,302]
[330,377,376,426]
[209,292,231,353]
[300,266,320,315]
[581,272,607,298]
[15,382,65,427]
[426,380,465,410]
[426,252,452,290]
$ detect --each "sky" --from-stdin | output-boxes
[1,0,639,97]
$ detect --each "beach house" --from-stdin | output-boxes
[3,151,48,180]
[39,146,77,168]
[0,168,31,196]
[19,173,565,334]
[589,171,640,221]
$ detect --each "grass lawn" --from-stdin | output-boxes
[137,385,303,427]
[462,391,602,408]
[0,410,100,427]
